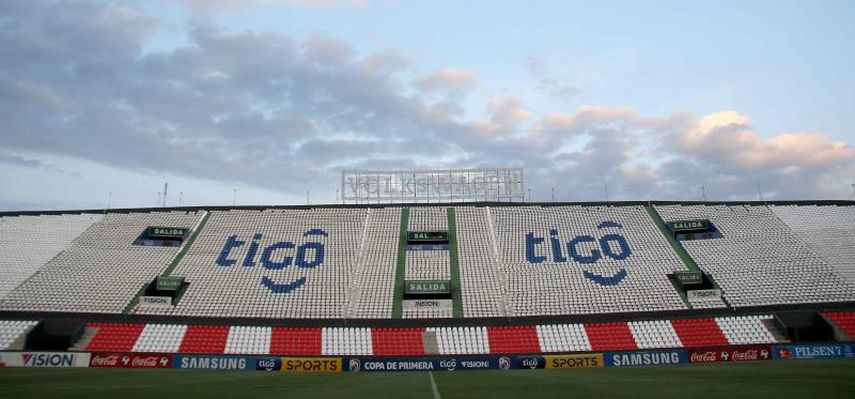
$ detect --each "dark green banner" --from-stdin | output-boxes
[156,276,184,291]
[407,231,449,242]
[147,226,188,239]
[675,271,703,285]
[405,280,451,295]
[667,220,710,233]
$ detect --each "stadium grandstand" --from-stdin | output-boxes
[1,200,855,360]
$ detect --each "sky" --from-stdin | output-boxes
[1,0,854,210]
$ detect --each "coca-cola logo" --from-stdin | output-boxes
[689,351,718,363]
[91,355,120,367]
[90,353,170,368]
[132,356,160,367]
[690,346,772,363]
[732,350,758,361]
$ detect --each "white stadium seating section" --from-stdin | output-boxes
[0,203,853,319]
[348,208,400,319]
[491,205,690,316]
[772,205,855,284]
[132,323,188,353]
[656,205,855,307]
[322,327,373,355]
[715,315,777,345]
[427,326,491,355]
[628,320,682,349]
[0,320,38,350]
[0,211,202,313]
[136,209,366,319]
[456,207,506,318]
[537,323,592,352]
[225,326,272,355]
[0,214,101,299]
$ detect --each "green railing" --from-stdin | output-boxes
[391,208,410,318]
[447,207,463,318]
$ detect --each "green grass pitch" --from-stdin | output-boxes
[2,360,854,399]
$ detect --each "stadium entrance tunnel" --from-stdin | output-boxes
[775,311,837,342]
[23,320,84,351]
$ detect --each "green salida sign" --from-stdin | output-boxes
[407,231,449,243]
[405,280,451,295]
[674,271,703,285]
[156,276,184,291]
[667,219,710,233]
[147,226,188,239]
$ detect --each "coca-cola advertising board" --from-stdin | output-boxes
[688,346,772,363]
[90,353,172,368]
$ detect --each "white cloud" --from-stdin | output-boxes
[186,0,366,8]
[416,68,476,92]
[1,0,853,209]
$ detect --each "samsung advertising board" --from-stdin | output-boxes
[174,355,254,371]
[341,167,525,202]
[605,350,688,367]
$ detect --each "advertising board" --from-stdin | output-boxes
[605,350,687,367]
[90,353,172,368]
[772,344,855,360]
[688,346,772,363]
[0,352,91,368]
[345,356,498,372]
[173,355,253,370]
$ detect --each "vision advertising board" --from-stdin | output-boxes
[0,352,91,368]
[138,296,173,309]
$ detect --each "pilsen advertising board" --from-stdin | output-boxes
[688,346,772,363]
[772,344,855,360]
[89,353,172,368]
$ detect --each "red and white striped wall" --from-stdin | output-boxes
[79,313,796,356]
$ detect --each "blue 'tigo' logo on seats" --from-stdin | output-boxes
[215,229,328,293]
[525,221,631,286]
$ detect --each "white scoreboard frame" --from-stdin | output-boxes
[341,167,525,203]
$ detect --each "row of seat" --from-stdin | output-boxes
[76,314,786,355]
[2,205,855,319]
[0,320,39,350]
